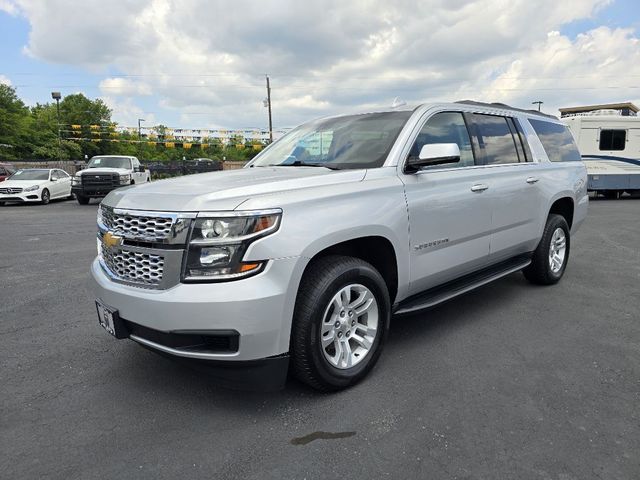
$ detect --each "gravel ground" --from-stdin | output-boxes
[1,196,639,479]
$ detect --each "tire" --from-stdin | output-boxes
[76,195,90,205]
[40,189,50,205]
[291,255,391,391]
[523,214,570,285]
[603,190,619,199]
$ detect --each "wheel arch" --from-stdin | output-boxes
[548,195,574,228]
[300,235,400,305]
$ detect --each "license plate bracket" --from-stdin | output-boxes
[96,300,128,339]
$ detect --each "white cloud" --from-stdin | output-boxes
[472,26,640,114]
[99,78,152,96]
[0,74,11,86]
[0,0,18,15]
[7,0,640,127]
[100,95,156,126]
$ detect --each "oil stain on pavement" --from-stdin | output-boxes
[290,431,356,445]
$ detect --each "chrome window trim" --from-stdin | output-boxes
[387,103,551,171]
[411,161,541,176]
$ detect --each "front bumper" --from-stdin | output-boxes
[73,185,122,198]
[91,256,300,363]
[0,192,42,203]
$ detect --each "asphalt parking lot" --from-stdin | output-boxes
[1,197,639,479]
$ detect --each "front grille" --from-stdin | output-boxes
[82,173,119,187]
[101,246,165,286]
[100,206,176,242]
[0,187,23,194]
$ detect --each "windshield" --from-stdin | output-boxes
[87,157,131,169]
[8,169,50,181]
[250,111,412,169]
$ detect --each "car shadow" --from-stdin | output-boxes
[103,272,530,414]
[0,197,77,207]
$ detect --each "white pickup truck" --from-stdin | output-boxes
[91,101,588,391]
[72,155,149,205]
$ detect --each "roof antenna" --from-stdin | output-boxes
[391,97,407,108]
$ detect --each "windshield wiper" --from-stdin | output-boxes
[269,160,341,170]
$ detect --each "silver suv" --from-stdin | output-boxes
[91,101,588,391]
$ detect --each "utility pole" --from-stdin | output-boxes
[138,118,145,159]
[532,100,543,112]
[51,92,62,160]
[138,118,145,141]
[265,75,273,143]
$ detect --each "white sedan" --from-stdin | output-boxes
[0,168,73,205]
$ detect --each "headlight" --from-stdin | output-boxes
[119,174,131,184]
[71,175,81,185]
[24,185,40,192]
[183,210,281,281]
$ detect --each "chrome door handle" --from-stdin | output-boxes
[470,184,489,192]
[526,177,539,184]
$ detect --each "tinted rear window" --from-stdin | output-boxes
[529,119,581,162]
[472,114,520,165]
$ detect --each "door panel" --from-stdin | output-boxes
[49,172,63,197]
[401,111,493,295]
[468,114,545,260]
[403,168,493,295]
[487,163,545,258]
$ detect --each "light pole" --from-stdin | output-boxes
[51,91,62,159]
[138,118,145,159]
[264,75,273,143]
[138,118,145,141]
[532,100,543,112]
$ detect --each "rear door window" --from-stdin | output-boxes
[471,114,521,165]
[529,119,582,162]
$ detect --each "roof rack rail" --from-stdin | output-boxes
[455,100,558,120]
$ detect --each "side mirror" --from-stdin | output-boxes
[405,143,461,173]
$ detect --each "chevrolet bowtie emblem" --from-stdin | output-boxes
[103,232,123,248]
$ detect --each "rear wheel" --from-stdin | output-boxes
[40,189,50,205]
[523,214,570,285]
[291,255,390,391]
[76,195,90,205]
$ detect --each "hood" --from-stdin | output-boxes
[79,167,130,175]
[0,179,46,189]
[103,166,366,211]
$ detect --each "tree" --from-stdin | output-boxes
[0,84,31,160]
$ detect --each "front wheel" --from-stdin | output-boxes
[523,214,570,285]
[76,195,90,205]
[40,189,50,205]
[291,255,390,391]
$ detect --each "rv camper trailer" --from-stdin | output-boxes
[562,102,640,198]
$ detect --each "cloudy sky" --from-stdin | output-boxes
[1,0,639,131]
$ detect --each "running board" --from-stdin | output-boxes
[393,255,532,316]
